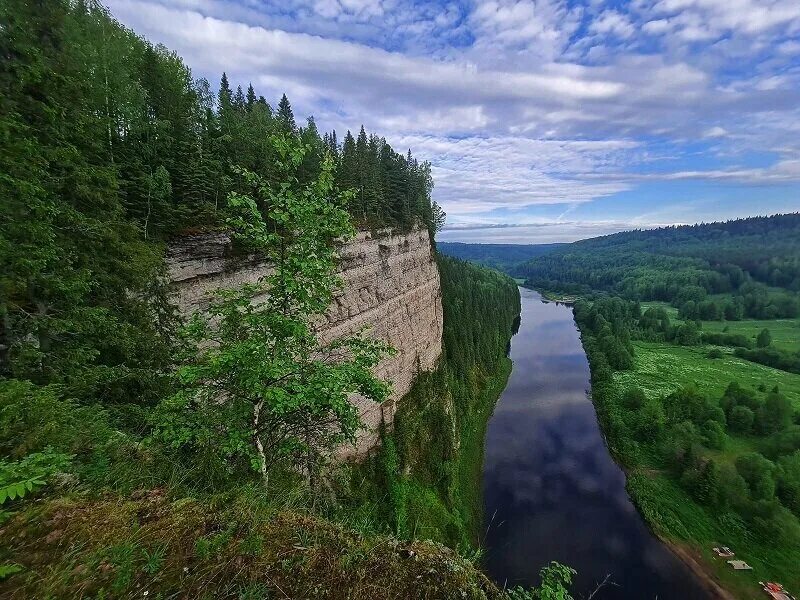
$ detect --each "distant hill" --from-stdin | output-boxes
[437,241,566,273]
[518,213,800,309]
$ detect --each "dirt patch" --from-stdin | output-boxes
[661,538,738,600]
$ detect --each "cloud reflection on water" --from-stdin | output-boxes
[482,289,708,599]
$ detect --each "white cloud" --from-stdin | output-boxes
[104,0,800,231]
[703,126,728,138]
[590,10,635,39]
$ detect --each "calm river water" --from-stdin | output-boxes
[482,287,709,599]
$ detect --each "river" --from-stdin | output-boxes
[481,287,709,599]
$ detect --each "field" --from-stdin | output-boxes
[615,341,800,410]
[703,318,800,353]
[640,301,800,354]
[611,340,800,599]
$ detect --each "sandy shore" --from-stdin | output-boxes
[661,538,739,600]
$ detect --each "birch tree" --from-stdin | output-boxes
[152,133,392,486]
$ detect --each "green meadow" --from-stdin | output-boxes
[611,340,800,598]
[615,341,800,410]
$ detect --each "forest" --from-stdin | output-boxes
[0,2,540,598]
[1,0,443,448]
[517,214,800,597]
[437,242,564,272]
[519,214,800,316]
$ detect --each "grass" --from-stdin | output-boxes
[639,300,800,353]
[615,341,800,410]
[703,318,800,353]
[628,473,799,600]
[609,340,800,599]
[1,489,504,599]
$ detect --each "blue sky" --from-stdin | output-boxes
[107,0,800,243]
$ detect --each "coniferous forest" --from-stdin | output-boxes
[1,0,442,410]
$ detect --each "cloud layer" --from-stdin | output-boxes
[106,0,800,242]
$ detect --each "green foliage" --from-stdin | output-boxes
[757,328,772,348]
[734,346,800,375]
[357,257,520,547]
[521,214,800,317]
[437,242,565,273]
[757,391,793,434]
[151,134,392,484]
[736,453,777,501]
[507,562,576,600]
[0,564,22,581]
[0,448,71,504]
[777,451,800,516]
[574,289,800,595]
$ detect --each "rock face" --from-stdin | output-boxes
[165,225,444,456]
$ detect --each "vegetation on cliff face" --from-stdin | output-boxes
[351,257,521,548]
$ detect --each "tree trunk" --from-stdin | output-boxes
[253,400,269,487]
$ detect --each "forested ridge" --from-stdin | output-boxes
[521,213,800,315]
[437,242,565,273]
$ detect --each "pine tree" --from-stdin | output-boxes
[339,130,358,198]
[355,126,370,219]
[218,72,232,111]
[233,85,246,112]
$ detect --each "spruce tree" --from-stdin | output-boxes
[246,83,256,111]
[277,93,296,133]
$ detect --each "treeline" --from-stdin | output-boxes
[521,214,800,318]
[0,0,441,411]
[437,242,564,273]
[574,299,800,548]
[356,256,521,546]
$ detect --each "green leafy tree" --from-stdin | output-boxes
[756,390,793,434]
[507,562,576,600]
[756,328,772,348]
[729,405,755,433]
[777,451,800,516]
[736,453,776,501]
[152,134,392,485]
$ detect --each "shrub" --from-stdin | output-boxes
[729,406,755,434]
[736,453,776,501]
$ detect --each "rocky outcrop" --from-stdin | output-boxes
[165,225,444,456]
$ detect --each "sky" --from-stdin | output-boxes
[106,0,800,243]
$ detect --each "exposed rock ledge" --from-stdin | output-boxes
[165,225,444,456]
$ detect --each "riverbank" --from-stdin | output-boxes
[661,538,737,600]
[528,287,579,305]
[572,298,800,600]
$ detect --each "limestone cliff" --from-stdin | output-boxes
[165,225,444,456]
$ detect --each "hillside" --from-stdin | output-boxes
[519,213,800,300]
[437,242,565,273]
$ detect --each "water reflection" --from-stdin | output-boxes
[482,288,708,599]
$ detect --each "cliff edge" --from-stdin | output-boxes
[165,225,444,456]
